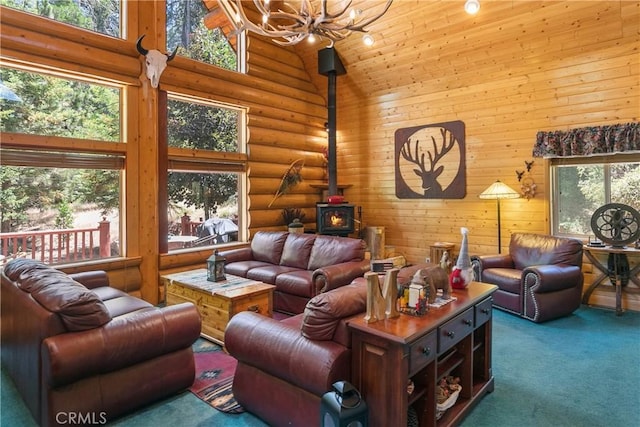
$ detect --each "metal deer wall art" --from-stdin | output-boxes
[395,120,466,199]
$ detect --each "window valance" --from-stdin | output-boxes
[533,122,639,158]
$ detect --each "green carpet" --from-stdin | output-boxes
[1,307,638,426]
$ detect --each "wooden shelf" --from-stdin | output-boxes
[309,184,353,190]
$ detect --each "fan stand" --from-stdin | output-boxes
[584,203,640,315]
[607,252,630,315]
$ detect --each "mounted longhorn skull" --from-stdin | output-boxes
[136,35,178,88]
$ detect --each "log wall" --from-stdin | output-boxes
[0,3,328,303]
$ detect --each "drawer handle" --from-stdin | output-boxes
[481,308,490,314]
[422,346,431,356]
[247,305,259,312]
[445,331,455,339]
[463,319,472,326]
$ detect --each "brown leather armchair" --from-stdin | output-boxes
[471,233,584,323]
[1,259,201,427]
[225,280,367,427]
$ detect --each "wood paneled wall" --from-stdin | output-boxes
[296,0,639,311]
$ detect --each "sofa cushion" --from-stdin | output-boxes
[3,257,52,281]
[510,233,583,270]
[280,233,316,269]
[225,260,272,277]
[307,235,365,271]
[250,231,289,265]
[4,259,112,331]
[482,268,522,294]
[301,281,367,341]
[102,295,153,318]
[247,265,299,284]
[275,270,314,297]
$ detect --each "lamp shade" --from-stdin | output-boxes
[479,180,520,200]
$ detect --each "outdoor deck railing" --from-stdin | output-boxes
[0,220,111,265]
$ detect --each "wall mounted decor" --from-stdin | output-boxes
[268,159,304,207]
[395,120,466,199]
[517,160,536,200]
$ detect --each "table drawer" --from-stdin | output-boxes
[231,291,272,317]
[475,297,493,327]
[438,308,474,354]
[409,330,437,375]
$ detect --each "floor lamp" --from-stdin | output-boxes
[479,180,520,253]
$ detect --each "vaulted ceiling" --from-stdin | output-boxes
[203,1,635,107]
[291,0,632,103]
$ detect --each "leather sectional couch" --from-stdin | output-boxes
[1,258,202,427]
[219,231,370,314]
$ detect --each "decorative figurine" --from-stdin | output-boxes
[412,265,451,304]
[439,250,452,273]
[364,269,400,323]
[450,227,473,289]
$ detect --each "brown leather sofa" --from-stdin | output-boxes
[1,258,202,427]
[225,279,367,427]
[471,233,584,322]
[219,231,370,314]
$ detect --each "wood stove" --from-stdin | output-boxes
[316,203,354,237]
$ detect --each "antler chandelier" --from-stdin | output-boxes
[218,0,394,46]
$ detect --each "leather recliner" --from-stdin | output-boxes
[225,279,367,427]
[1,258,202,427]
[471,233,584,322]
[223,263,431,426]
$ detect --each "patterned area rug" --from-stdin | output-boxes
[189,339,245,414]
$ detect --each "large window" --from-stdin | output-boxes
[551,156,640,237]
[1,0,121,37]
[1,68,120,140]
[0,66,124,265]
[165,94,246,252]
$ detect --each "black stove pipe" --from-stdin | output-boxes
[318,48,346,197]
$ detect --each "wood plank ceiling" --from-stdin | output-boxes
[290,0,634,103]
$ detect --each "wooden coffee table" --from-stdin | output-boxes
[161,268,275,344]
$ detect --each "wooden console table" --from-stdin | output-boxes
[348,281,497,427]
[581,245,640,315]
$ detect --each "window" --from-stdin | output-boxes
[165,94,247,252]
[1,68,120,141]
[166,0,242,72]
[1,0,121,38]
[0,66,124,265]
[551,156,640,237]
